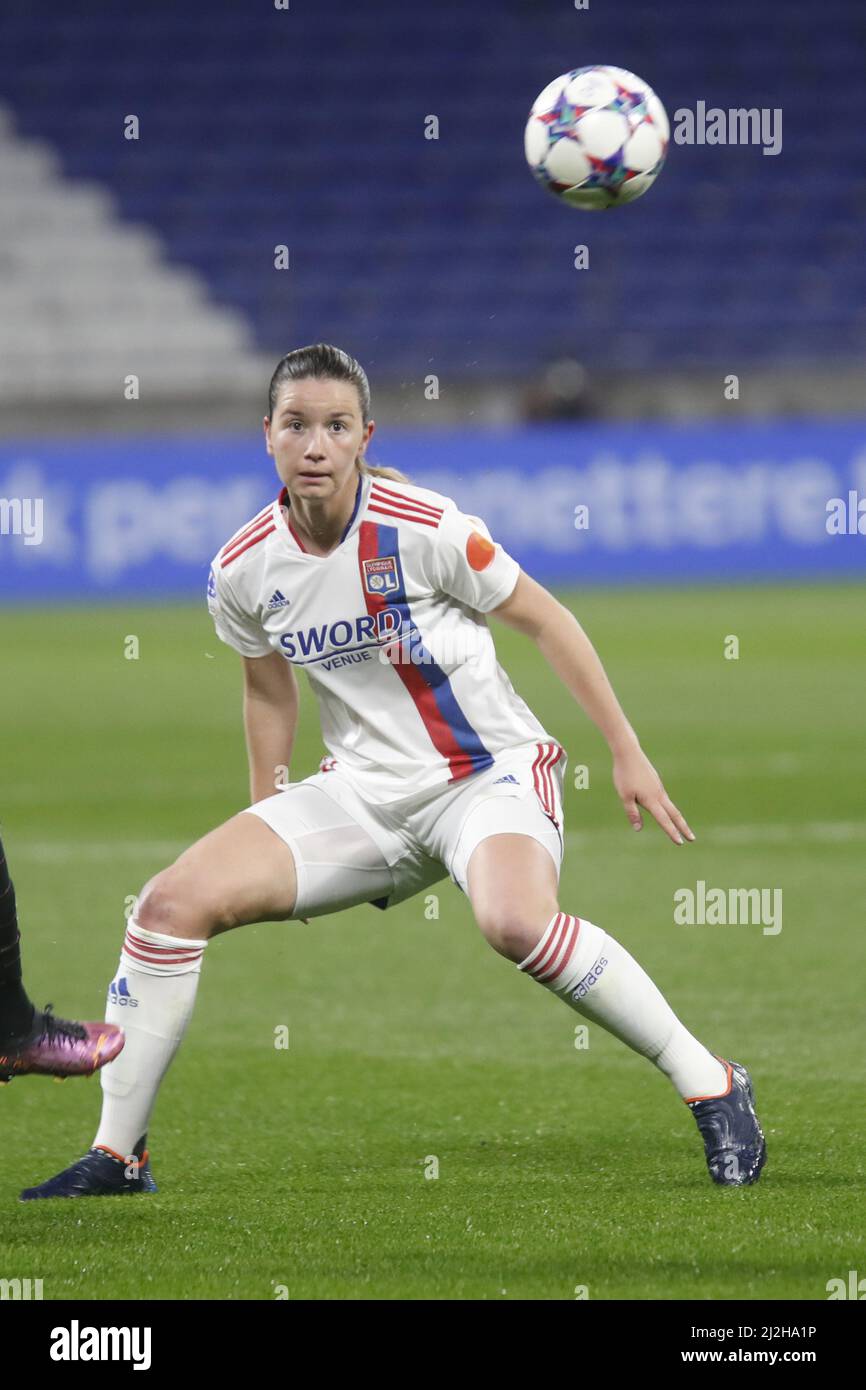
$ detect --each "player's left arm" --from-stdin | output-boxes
[490,571,695,846]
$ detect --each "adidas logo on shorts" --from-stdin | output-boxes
[493,774,519,785]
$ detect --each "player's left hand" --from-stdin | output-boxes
[612,745,695,845]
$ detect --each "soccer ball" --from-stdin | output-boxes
[524,65,669,210]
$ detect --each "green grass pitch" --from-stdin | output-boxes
[1,583,864,1300]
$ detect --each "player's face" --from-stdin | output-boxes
[264,378,375,499]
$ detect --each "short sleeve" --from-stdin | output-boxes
[207,561,272,658]
[432,504,520,614]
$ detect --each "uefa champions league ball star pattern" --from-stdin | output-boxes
[524,65,669,210]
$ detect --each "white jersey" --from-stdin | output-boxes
[207,470,559,802]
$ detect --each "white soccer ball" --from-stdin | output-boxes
[524,65,669,210]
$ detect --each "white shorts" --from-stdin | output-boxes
[241,740,567,919]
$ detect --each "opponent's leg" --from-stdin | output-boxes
[20,812,298,1199]
[0,834,34,1041]
[0,831,123,1083]
[467,834,766,1185]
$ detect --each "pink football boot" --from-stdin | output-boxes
[0,1005,124,1083]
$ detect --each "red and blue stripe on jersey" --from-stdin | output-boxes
[358,492,494,785]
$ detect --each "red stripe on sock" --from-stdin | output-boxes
[520,912,582,983]
[539,918,579,982]
[535,916,579,982]
[125,928,203,959]
[520,912,566,976]
[122,938,203,968]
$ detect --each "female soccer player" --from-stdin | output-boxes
[0,832,124,1083]
[21,344,765,1199]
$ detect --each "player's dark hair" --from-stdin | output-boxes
[267,343,409,483]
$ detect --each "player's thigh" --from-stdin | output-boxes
[245,779,401,920]
[416,744,566,960]
[466,831,560,955]
[138,811,299,939]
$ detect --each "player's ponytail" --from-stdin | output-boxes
[356,458,410,483]
[268,343,410,483]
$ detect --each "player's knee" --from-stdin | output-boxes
[477,905,558,964]
[136,867,228,939]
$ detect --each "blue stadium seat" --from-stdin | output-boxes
[0,0,858,378]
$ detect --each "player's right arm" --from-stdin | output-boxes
[242,652,300,805]
[207,556,299,805]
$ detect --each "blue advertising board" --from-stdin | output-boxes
[1,422,864,601]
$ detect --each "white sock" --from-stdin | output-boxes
[518,912,727,1100]
[92,918,207,1158]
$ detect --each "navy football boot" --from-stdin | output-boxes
[20,1136,156,1200]
[686,1058,767,1186]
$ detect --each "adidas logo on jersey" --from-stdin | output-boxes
[493,774,519,785]
[266,589,291,610]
